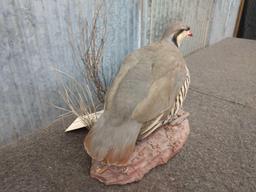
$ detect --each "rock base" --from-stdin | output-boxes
[90,119,190,185]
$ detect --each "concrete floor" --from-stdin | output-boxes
[0,38,256,192]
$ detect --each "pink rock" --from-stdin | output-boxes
[90,119,190,185]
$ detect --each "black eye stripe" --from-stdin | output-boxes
[177,29,184,35]
[172,27,190,47]
[178,27,190,34]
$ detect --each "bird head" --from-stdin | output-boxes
[161,21,192,47]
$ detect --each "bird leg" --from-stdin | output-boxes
[159,109,190,127]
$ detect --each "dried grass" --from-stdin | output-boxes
[54,1,108,128]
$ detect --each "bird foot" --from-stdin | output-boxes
[170,111,190,126]
[161,110,189,126]
[89,117,190,185]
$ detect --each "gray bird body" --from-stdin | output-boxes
[85,22,191,165]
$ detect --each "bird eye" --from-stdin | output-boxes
[186,27,190,31]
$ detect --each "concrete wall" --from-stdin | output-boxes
[0,0,240,145]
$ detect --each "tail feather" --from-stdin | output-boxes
[84,113,141,165]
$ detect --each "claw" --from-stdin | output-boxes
[170,111,190,126]
[96,165,109,174]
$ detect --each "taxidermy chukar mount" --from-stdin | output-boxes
[85,21,192,166]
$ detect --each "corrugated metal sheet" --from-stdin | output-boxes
[141,0,215,55]
[140,0,241,55]
[0,0,141,144]
[209,0,241,44]
[0,0,240,144]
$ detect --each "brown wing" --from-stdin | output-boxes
[131,60,187,123]
[104,45,156,120]
[106,41,187,122]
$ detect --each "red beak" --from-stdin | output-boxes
[188,31,193,37]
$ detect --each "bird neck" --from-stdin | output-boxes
[161,33,184,48]
[163,35,179,48]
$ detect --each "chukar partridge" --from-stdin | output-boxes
[84,21,192,165]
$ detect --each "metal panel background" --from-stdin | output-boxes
[140,0,215,55]
[209,0,241,44]
[0,0,240,145]
[0,0,140,144]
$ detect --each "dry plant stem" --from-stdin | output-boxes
[56,1,108,129]
[77,3,107,103]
